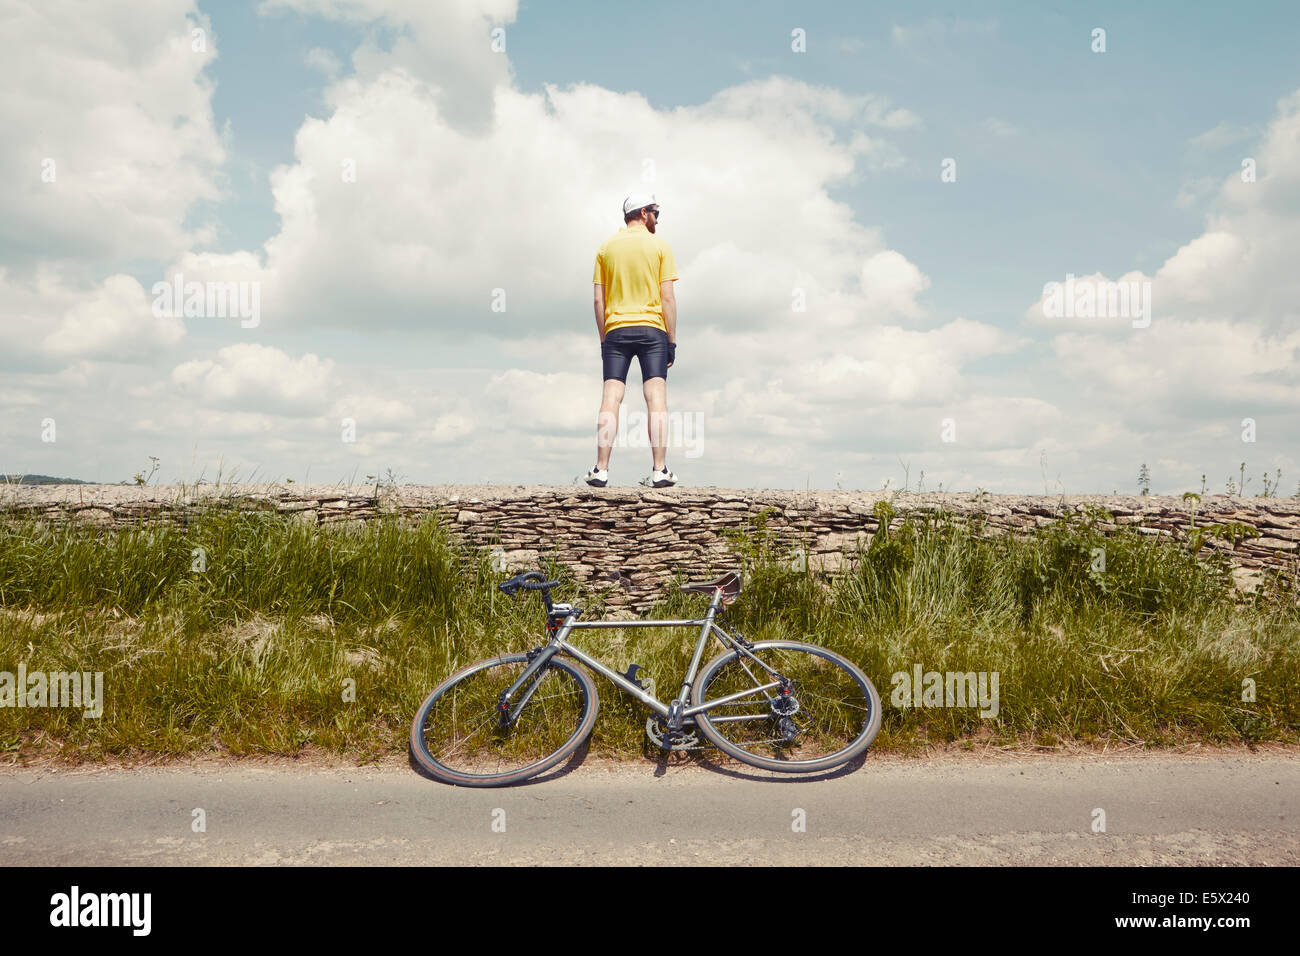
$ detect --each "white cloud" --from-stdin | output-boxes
[262,0,518,134]
[1014,84,1300,494]
[330,393,416,426]
[43,274,186,360]
[779,317,1026,406]
[1020,87,1300,451]
[1,268,186,365]
[1188,121,1253,151]
[413,413,477,445]
[169,344,334,414]
[1139,89,1300,332]
[860,250,930,318]
[484,370,598,432]
[1051,320,1300,408]
[193,71,922,339]
[1153,232,1249,304]
[165,29,1028,484]
[134,409,276,438]
[305,46,342,77]
[0,0,226,270]
[1174,175,1219,209]
[941,396,1062,450]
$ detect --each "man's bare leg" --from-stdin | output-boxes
[595,378,625,470]
[643,376,668,471]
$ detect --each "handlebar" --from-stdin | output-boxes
[498,571,564,614]
[498,571,562,599]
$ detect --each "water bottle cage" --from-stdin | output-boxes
[622,663,651,692]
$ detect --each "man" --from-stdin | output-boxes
[585,193,679,488]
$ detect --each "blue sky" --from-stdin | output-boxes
[3,0,1299,494]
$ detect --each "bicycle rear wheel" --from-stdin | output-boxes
[692,641,880,773]
[411,653,599,787]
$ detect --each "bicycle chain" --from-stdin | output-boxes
[645,716,712,751]
[645,720,802,751]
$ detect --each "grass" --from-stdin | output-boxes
[0,498,1297,763]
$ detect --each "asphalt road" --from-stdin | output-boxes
[2,752,1296,865]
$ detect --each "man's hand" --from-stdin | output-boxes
[660,279,677,363]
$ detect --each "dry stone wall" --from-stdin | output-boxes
[4,484,1298,612]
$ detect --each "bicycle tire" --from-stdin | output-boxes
[692,640,881,774]
[410,653,599,787]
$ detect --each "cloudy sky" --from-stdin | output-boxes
[3,0,1299,494]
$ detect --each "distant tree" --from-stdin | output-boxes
[1137,463,1151,496]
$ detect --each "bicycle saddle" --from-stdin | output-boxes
[679,571,742,603]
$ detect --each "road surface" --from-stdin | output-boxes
[2,751,1296,865]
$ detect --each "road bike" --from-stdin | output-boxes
[410,570,882,787]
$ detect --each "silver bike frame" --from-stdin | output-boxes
[499,586,782,726]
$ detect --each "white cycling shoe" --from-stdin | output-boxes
[650,464,677,488]
[584,465,608,487]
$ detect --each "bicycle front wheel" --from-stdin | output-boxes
[410,653,599,787]
[693,641,881,773]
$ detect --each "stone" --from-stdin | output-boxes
[810,552,845,572]
[8,485,1299,610]
[1253,537,1298,551]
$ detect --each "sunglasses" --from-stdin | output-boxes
[648,207,660,219]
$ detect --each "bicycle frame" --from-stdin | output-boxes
[498,587,781,727]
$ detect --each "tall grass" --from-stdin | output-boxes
[723,502,1298,751]
[0,499,1295,762]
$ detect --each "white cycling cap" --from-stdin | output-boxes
[622,192,658,215]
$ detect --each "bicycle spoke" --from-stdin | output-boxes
[415,657,593,780]
[729,653,778,701]
[801,688,871,712]
[694,643,879,769]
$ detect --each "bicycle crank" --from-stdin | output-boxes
[645,716,707,751]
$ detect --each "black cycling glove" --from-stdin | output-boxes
[667,341,677,364]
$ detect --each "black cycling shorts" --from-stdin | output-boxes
[601,325,669,383]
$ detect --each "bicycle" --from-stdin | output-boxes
[410,570,882,787]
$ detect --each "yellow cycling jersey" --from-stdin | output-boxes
[592,224,678,333]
